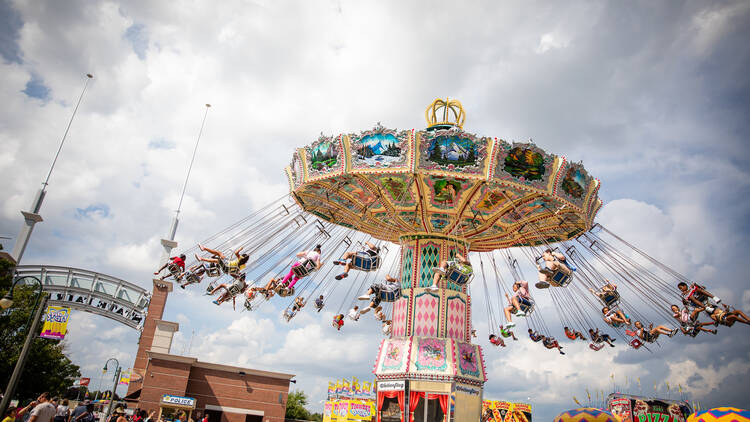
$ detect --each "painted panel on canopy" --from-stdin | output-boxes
[422,175,474,211]
[413,336,449,372]
[470,184,526,216]
[350,125,410,170]
[292,151,304,186]
[379,338,411,373]
[455,342,481,379]
[498,196,559,225]
[371,174,417,207]
[494,141,556,191]
[305,135,342,179]
[429,213,451,232]
[419,129,489,175]
[398,211,421,230]
[338,176,381,209]
[555,161,593,209]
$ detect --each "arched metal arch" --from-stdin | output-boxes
[14,265,150,330]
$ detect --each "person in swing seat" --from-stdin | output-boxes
[373,306,386,321]
[503,280,532,328]
[281,245,323,289]
[542,335,565,355]
[670,304,717,336]
[489,334,506,347]
[499,324,518,341]
[291,296,306,313]
[535,249,573,288]
[427,254,472,292]
[708,304,750,327]
[528,329,543,342]
[564,326,586,341]
[314,295,325,312]
[333,313,345,330]
[154,254,186,281]
[357,274,400,313]
[602,306,631,327]
[382,320,392,335]
[678,282,721,312]
[589,282,619,303]
[195,244,250,275]
[634,320,677,342]
[588,328,615,347]
[210,273,248,310]
[179,264,207,289]
[348,305,361,321]
[333,241,380,280]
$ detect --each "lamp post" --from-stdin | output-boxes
[102,358,121,421]
[0,275,48,416]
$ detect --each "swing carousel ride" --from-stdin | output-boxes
[158,99,748,421]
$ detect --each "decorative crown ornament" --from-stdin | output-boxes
[425,97,466,129]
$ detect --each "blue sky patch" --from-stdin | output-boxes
[124,23,148,60]
[23,73,50,100]
[76,204,111,220]
[148,137,175,150]
[0,0,22,64]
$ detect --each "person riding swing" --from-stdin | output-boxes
[503,280,533,328]
[428,254,473,292]
[154,254,187,281]
[281,245,323,289]
[357,274,401,314]
[333,241,381,280]
[195,244,250,276]
[535,249,574,289]
[209,273,248,310]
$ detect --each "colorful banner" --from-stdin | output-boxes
[40,306,70,340]
[118,370,130,386]
[322,399,375,422]
[482,400,533,422]
[79,378,90,387]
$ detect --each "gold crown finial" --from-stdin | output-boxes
[425,97,465,129]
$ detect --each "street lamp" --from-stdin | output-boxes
[0,275,49,417]
[102,358,121,421]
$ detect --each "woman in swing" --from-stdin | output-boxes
[602,306,631,327]
[195,244,250,275]
[670,304,717,336]
[633,320,677,343]
[357,274,400,314]
[333,241,380,280]
[427,254,472,292]
[209,273,248,310]
[708,304,750,327]
[280,245,323,289]
[535,249,573,288]
[503,280,532,328]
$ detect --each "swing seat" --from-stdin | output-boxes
[205,264,221,277]
[206,281,217,294]
[589,342,605,351]
[629,339,643,349]
[352,253,381,272]
[184,272,201,285]
[227,282,243,296]
[167,263,182,279]
[292,258,317,278]
[277,286,295,297]
[600,290,620,307]
[548,269,572,287]
[513,297,535,316]
[377,288,402,303]
[445,263,474,286]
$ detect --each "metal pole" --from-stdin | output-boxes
[0,292,48,416]
[105,366,121,421]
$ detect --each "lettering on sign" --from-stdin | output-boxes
[377,381,405,391]
[456,385,480,396]
[160,395,196,407]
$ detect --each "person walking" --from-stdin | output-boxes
[53,400,69,422]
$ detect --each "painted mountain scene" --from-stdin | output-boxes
[426,135,477,167]
[355,133,402,166]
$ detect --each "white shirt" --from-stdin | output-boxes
[348,308,360,321]
[305,250,321,263]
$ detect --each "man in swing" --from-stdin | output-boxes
[564,326,586,341]
[535,249,573,289]
[527,329,544,342]
[678,282,721,313]
[178,263,207,289]
[499,324,518,341]
[357,274,400,314]
[503,280,532,328]
[333,241,380,280]
[588,328,616,347]
[428,253,472,292]
[154,254,187,281]
[195,244,250,275]
[633,320,677,342]
[542,335,565,355]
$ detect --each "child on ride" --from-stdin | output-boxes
[564,327,586,341]
[503,280,531,328]
[489,334,506,347]
[154,254,187,281]
[428,254,471,292]
[333,241,380,280]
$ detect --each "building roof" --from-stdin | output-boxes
[146,351,295,381]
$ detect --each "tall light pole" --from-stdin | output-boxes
[158,103,211,265]
[102,358,121,420]
[11,73,94,264]
[0,275,48,416]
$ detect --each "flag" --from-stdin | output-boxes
[118,370,130,386]
[352,377,360,397]
[586,389,591,401]
[666,382,670,392]
[573,396,581,405]
[678,384,683,393]
[79,378,90,387]
[40,306,71,340]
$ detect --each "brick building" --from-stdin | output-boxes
[125,280,294,422]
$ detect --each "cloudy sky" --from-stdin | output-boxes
[1,0,749,419]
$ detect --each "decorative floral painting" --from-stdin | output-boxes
[456,343,480,378]
[381,339,408,372]
[414,337,448,372]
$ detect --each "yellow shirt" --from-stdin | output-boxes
[3,416,16,422]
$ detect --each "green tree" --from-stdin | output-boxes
[285,390,314,420]
[0,257,81,402]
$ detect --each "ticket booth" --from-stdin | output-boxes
[158,395,196,422]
